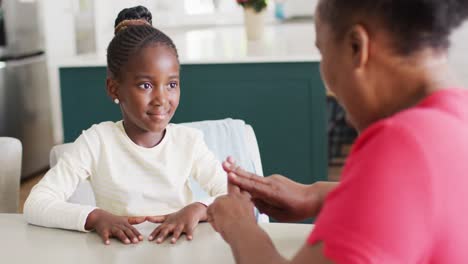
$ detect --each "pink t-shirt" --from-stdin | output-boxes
[308,89,468,263]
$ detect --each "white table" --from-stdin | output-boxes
[1,214,313,264]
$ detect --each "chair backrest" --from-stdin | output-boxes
[49,119,268,222]
[0,137,22,213]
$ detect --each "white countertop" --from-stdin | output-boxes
[58,21,321,67]
[1,214,313,264]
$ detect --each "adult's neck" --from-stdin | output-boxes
[359,51,459,131]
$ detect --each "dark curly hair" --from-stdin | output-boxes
[318,0,468,55]
[107,5,178,79]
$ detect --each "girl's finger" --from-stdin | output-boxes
[100,229,111,245]
[113,228,130,244]
[227,156,235,164]
[222,159,236,173]
[156,225,174,244]
[148,225,162,241]
[185,222,196,241]
[128,216,146,225]
[121,225,138,243]
[127,224,143,241]
[146,215,168,223]
[170,224,185,244]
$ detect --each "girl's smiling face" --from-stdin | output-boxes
[111,44,180,135]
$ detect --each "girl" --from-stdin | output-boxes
[208,0,468,263]
[24,6,226,245]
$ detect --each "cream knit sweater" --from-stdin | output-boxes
[24,121,227,231]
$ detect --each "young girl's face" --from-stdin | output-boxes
[116,44,180,134]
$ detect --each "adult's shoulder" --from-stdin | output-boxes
[351,116,420,156]
[339,114,431,200]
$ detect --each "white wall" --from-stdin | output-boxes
[449,21,468,87]
[282,0,317,18]
[39,0,77,144]
[92,0,270,55]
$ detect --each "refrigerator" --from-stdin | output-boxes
[0,0,54,179]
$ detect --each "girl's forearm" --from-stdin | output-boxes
[85,208,104,230]
[190,202,209,221]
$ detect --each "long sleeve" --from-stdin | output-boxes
[24,131,99,232]
[190,132,228,206]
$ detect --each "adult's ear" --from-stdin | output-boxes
[106,77,119,102]
[346,24,370,70]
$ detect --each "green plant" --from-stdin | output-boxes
[236,0,268,13]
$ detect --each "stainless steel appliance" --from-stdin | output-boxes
[0,0,54,179]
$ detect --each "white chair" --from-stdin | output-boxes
[0,137,22,213]
[50,119,269,222]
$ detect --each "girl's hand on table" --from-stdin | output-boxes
[85,209,146,245]
[146,202,207,244]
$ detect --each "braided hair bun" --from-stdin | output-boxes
[114,5,153,35]
[107,6,179,79]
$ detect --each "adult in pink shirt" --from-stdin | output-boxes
[207,0,468,263]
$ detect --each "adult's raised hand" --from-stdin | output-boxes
[223,157,337,222]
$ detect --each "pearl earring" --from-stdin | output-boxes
[114,98,120,104]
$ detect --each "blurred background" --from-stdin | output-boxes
[0,0,320,180]
[1,0,468,212]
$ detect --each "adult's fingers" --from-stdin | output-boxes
[228,172,272,198]
[208,219,218,233]
[170,225,185,244]
[146,215,168,223]
[208,217,218,233]
[240,188,252,199]
[253,199,290,221]
[229,162,259,179]
[254,198,280,215]
[223,157,268,196]
[228,177,241,194]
